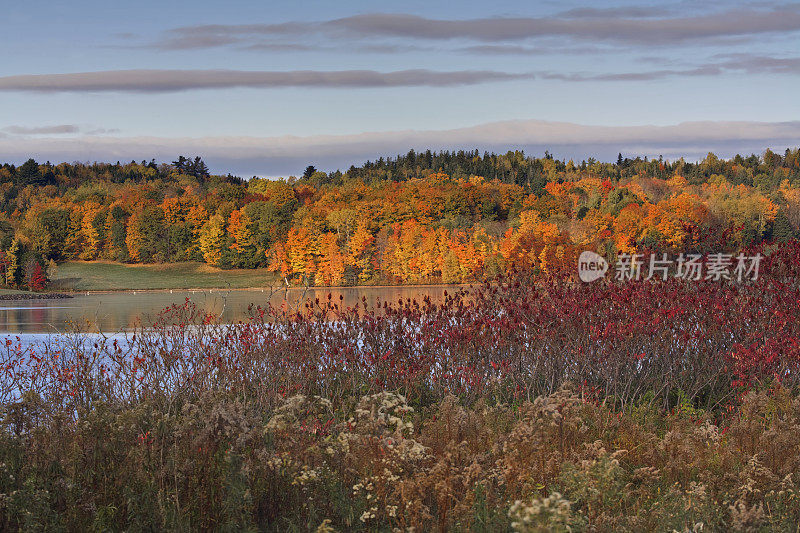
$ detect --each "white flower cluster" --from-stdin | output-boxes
[508,491,575,532]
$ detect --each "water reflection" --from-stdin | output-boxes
[0,286,452,334]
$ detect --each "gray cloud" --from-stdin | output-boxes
[716,53,800,74]
[326,9,800,44]
[1,119,798,176]
[3,124,80,135]
[457,44,605,56]
[539,66,723,82]
[2,124,120,136]
[240,42,431,54]
[0,69,534,93]
[4,54,798,96]
[239,42,317,52]
[557,6,672,19]
[155,22,303,50]
[162,34,240,50]
[151,5,800,50]
[537,54,800,81]
[85,127,121,135]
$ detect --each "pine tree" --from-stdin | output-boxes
[17,158,42,185]
[772,210,796,243]
[172,156,187,172]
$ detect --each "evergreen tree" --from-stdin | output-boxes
[17,158,42,185]
[191,156,209,178]
[772,210,796,243]
[172,156,188,172]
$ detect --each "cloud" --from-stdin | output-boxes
[715,53,800,74]
[239,42,317,52]
[3,124,80,135]
[3,53,798,96]
[535,54,800,81]
[557,6,672,19]
[539,66,723,82]
[456,44,604,56]
[150,5,800,50]
[326,9,800,44]
[154,22,304,50]
[2,124,121,136]
[85,127,121,135]
[0,69,534,93]
[1,119,798,176]
[239,42,431,54]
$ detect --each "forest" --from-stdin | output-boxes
[1,148,799,289]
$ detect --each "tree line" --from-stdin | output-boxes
[1,148,799,289]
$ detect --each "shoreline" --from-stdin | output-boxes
[0,293,74,301]
[51,283,469,296]
[49,261,470,294]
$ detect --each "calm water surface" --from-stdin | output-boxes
[0,286,452,334]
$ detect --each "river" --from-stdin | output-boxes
[0,286,453,334]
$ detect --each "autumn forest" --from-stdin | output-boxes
[2,148,799,290]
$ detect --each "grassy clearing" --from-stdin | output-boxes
[0,288,35,295]
[50,261,281,291]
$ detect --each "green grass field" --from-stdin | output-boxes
[50,261,281,291]
[0,288,36,295]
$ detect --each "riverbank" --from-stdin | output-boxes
[0,292,72,300]
[48,261,465,292]
[50,261,282,291]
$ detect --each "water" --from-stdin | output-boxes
[0,286,453,334]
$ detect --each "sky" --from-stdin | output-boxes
[0,0,799,176]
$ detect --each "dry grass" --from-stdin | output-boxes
[2,385,800,531]
[3,245,800,530]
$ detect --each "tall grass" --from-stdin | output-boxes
[2,242,800,530]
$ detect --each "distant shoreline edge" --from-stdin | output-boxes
[0,293,74,301]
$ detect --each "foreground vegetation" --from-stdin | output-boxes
[1,148,800,291]
[4,383,798,531]
[2,242,800,530]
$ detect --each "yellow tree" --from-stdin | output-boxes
[348,222,376,283]
[315,233,345,286]
[228,209,243,251]
[187,204,209,256]
[267,242,291,279]
[228,209,259,266]
[162,197,191,226]
[285,227,314,283]
[199,214,226,266]
[80,205,108,260]
[125,210,146,262]
[613,203,647,253]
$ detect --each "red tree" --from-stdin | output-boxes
[29,263,47,292]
